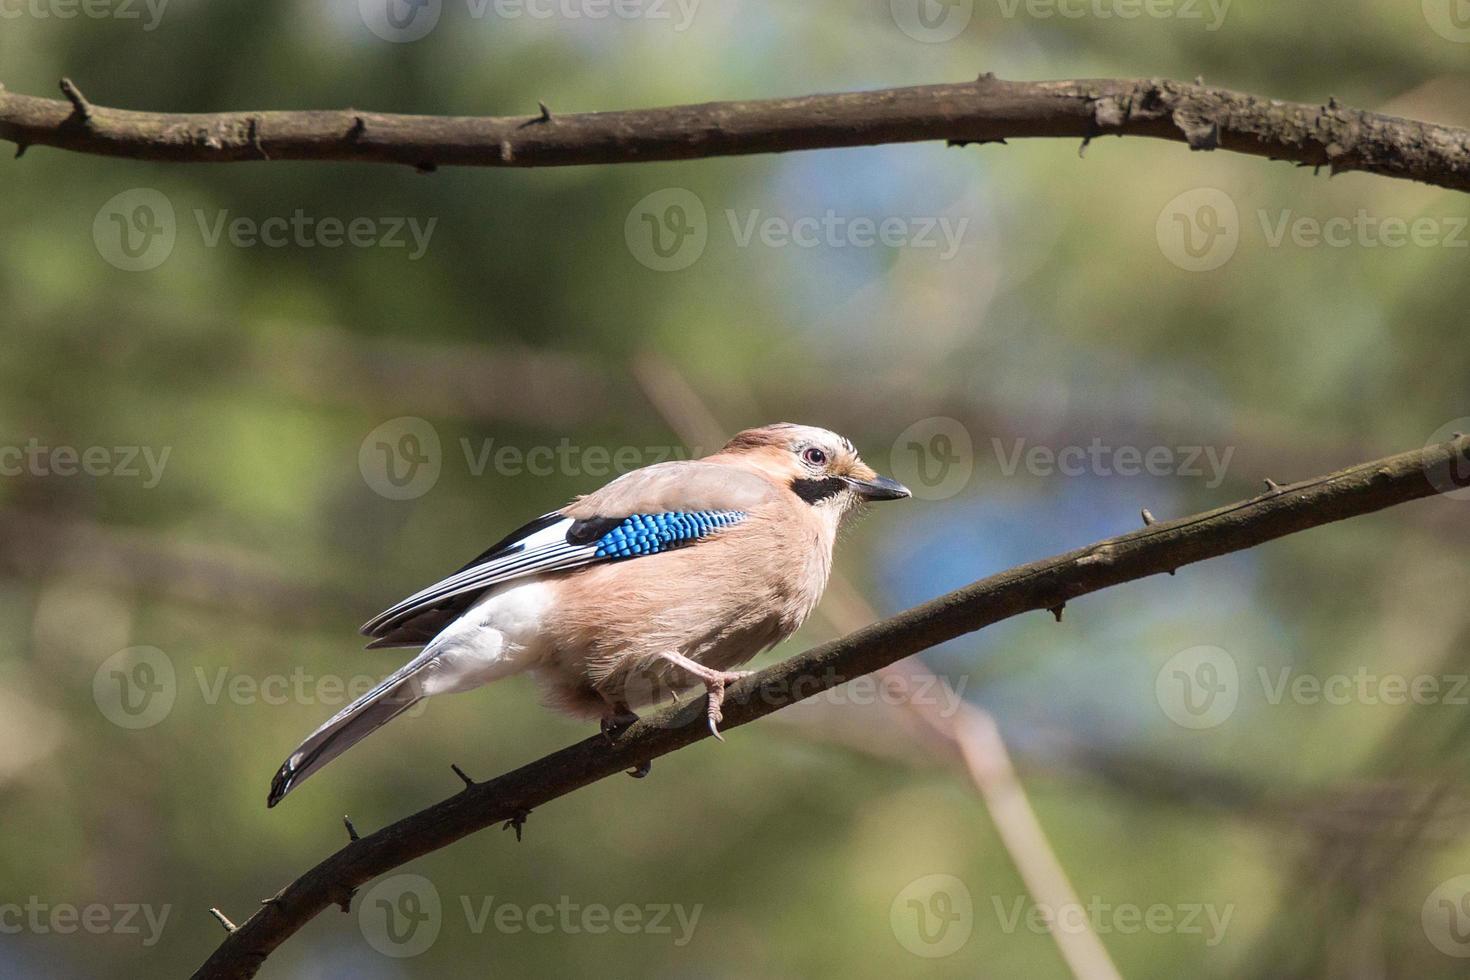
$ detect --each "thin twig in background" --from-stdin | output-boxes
[3,77,1470,192]
[191,435,1470,978]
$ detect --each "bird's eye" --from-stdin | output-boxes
[801,447,828,467]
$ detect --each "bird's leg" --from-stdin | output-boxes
[653,651,753,741]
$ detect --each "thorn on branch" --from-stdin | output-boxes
[538,100,552,122]
[59,77,92,125]
[343,815,360,842]
[14,143,27,159]
[208,907,238,933]
[502,808,531,842]
[329,883,357,914]
[1078,136,1091,159]
[1141,508,1157,526]
[1049,603,1065,623]
[1263,478,1283,493]
[451,763,475,789]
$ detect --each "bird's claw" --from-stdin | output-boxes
[626,760,651,778]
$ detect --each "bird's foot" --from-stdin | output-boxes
[653,652,753,741]
[600,708,639,743]
[600,707,651,778]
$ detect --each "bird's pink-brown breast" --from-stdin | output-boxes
[534,463,833,715]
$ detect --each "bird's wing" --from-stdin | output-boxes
[359,461,776,643]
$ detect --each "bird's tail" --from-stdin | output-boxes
[267,655,430,808]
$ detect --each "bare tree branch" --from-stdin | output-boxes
[3,76,1469,190]
[192,436,1470,979]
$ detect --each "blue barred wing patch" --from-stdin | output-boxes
[593,510,746,558]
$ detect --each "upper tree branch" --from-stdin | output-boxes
[3,76,1469,190]
[193,436,1470,979]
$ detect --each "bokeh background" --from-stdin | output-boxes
[3,1,1470,976]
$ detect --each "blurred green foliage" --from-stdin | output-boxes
[2,1,1470,976]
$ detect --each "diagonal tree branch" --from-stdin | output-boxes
[193,435,1470,979]
[4,76,1470,191]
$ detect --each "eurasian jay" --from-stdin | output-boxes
[268,423,909,806]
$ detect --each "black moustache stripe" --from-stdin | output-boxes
[790,476,848,505]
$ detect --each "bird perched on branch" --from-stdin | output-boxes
[268,423,910,807]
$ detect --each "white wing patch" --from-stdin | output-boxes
[359,517,598,637]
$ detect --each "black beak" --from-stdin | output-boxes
[845,474,912,501]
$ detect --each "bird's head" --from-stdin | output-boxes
[714,423,911,517]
